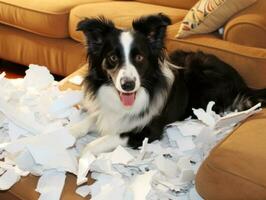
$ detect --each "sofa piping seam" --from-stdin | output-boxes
[0,20,68,38]
[167,38,266,60]
[206,162,266,189]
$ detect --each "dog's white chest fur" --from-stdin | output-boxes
[83,86,150,135]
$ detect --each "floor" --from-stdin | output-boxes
[0,60,64,80]
[0,60,26,78]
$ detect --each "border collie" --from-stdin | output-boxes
[70,14,266,155]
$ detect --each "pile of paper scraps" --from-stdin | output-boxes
[0,65,262,200]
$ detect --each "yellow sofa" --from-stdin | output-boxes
[0,0,266,199]
[0,0,266,88]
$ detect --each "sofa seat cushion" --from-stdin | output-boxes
[195,108,266,200]
[166,23,266,89]
[69,1,188,42]
[0,24,86,76]
[0,0,109,38]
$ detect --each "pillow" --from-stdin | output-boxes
[176,0,257,38]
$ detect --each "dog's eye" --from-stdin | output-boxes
[135,54,144,62]
[109,55,119,63]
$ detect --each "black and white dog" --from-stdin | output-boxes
[70,14,266,155]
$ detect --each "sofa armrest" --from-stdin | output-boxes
[223,0,266,49]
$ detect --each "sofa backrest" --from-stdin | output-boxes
[136,0,198,9]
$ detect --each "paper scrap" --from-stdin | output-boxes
[36,170,66,200]
[24,64,54,90]
[130,170,156,200]
[68,75,84,86]
[77,150,96,185]
[76,185,90,197]
[154,155,180,177]
[99,145,134,165]
[0,168,20,190]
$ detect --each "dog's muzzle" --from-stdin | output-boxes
[118,76,137,107]
[120,77,136,92]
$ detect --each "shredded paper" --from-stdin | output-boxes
[0,65,262,200]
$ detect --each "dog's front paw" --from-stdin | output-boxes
[68,125,87,139]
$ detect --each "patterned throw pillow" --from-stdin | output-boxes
[176,0,257,38]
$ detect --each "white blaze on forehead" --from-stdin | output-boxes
[115,31,141,93]
[120,31,133,64]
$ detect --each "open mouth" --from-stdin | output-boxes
[119,91,136,107]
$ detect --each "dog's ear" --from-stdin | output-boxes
[132,13,171,50]
[77,17,115,52]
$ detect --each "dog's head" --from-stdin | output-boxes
[77,14,171,108]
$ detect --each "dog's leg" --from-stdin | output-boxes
[81,134,128,156]
[69,115,96,139]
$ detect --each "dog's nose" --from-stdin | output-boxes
[120,77,135,92]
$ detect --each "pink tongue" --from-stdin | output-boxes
[120,92,135,107]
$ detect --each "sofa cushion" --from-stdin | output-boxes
[166,23,266,89]
[195,108,266,200]
[176,0,257,38]
[69,1,188,42]
[223,0,266,49]
[0,0,109,38]
[0,24,86,76]
[136,0,198,10]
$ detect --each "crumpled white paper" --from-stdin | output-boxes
[0,65,82,199]
[0,65,262,200]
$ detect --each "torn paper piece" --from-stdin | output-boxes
[68,75,84,86]
[14,150,43,176]
[178,169,195,184]
[136,138,148,161]
[193,101,220,127]
[89,174,128,200]
[5,128,75,155]
[76,185,90,198]
[112,164,143,177]
[215,103,262,129]
[0,98,45,135]
[14,166,30,177]
[0,168,20,190]
[154,155,180,177]
[36,170,66,200]
[0,72,6,80]
[5,129,77,174]
[0,112,6,126]
[98,145,134,165]
[174,120,206,137]
[130,170,156,200]
[194,127,218,149]
[77,150,96,185]
[166,127,195,152]
[177,157,192,170]
[49,90,83,115]
[92,182,127,200]
[24,64,54,90]
[8,122,29,141]
[90,159,117,176]
[27,144,77,173]
[0,160,29,177]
